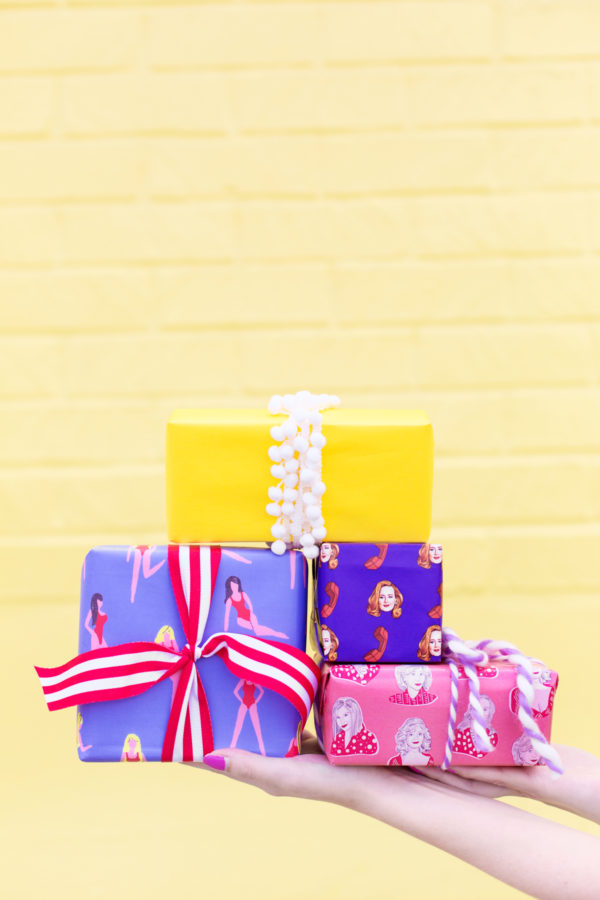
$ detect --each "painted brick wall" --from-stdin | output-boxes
[1,0,599,616]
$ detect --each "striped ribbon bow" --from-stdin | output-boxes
[36,545,320,762]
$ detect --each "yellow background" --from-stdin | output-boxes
[2,1,600,898]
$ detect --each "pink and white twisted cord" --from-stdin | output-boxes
[441,629,563,774]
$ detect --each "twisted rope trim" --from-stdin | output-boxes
[441,628,563,775]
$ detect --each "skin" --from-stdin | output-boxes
[322,631,332,657]
[187,738,600,900]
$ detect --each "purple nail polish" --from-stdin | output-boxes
[202,754,227,772]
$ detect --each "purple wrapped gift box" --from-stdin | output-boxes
[315,542,443,664]
[49,545,313,761]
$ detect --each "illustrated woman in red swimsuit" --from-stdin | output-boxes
[84,592,108,650]
[223,576,288,638]
[120,733,146,761]
[230,679,266,756]
[126,545,166,604]
[77,712,91,752]
[155,625,180,703]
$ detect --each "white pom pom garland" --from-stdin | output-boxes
[266,390,338,559]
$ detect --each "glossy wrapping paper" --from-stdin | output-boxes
[315,661,557,767]
[166,408,433,543]
[315,542,443,664]
[75,545,308,761]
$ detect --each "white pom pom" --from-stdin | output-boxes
[312,526,327,541]
[296,390,312,405]
[306,447,320,466]
[285,458,299,473]
[310,432,326,449]
[303,491,317,506]
[268,395,283,415]
[300,467,317,485]
[306,505,320,522]
[271,539,287,556]
[281,501,294,516]
[317,394,330,408]
[289,522,302,539]
[270,464,285,479]
[280,444,294,461]
[330,395,341,407]
[282,420,297,439]
[266,502,281,517]
[312,480,326,496]
[284,473,299,487]
[299,533,315,547]
[314,515,325,526]
[268,486,284,502]
[271,523,287,540]
[282,394,295,410]
[292,407,308,424]
[307,411,322,426]
[302,545,319,560]
[292,435,309,453]
[268,445,282,463]
[283,488,297,502]
[270,425,285,442]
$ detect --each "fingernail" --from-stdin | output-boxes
[202,754,227,772]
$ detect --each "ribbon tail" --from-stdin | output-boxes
[35,642,182,711]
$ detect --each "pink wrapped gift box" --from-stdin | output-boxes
[314,661,557,767]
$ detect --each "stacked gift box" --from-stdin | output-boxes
[36,397,558,768]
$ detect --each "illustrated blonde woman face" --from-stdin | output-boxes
[320,543,332,563]
[322,629,332,655]
[481,697,493,721]
[336,706,351,731]
[522,745,540,766]
[429,630,442,657]
[406,724,425,750]
[429,544,443,564]
[404,668,425,692]
[378,585,396,612]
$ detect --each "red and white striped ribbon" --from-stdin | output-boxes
[36,544,320,762]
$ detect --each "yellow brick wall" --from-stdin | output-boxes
[2,3,600,899]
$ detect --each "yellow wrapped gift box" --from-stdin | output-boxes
[166,409,433,543]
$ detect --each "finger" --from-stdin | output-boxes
[416,766,505,799]
[185,746,339,802]
[443,764,545,796]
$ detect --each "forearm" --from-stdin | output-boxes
[351,773,600,900]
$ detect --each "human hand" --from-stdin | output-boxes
[186,735,600,899]
[186,731,418,807]
[416,744,600,824]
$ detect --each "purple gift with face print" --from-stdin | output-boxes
[315,542,443,665]
[37,544,319,761]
